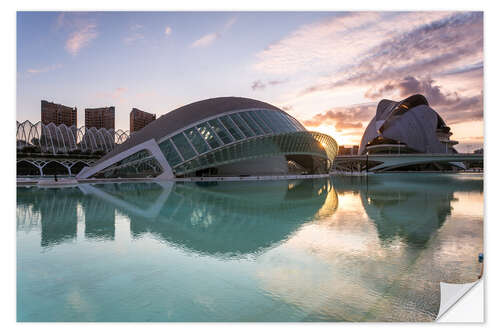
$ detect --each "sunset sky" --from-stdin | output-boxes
[16,11,483,151]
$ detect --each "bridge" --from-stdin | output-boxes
[332,153,483,172]
[17,156,98,176]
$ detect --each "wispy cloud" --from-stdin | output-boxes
[224,17,237,30]
[65,22,98,55]
[191,33,218,48]
[57,14,99,55]
[27,64,62,74]
[164,26,172,36]
[255,11,483,141]
[296,12,483,97]
[55,13,66,30]
[251,78,289,90]
[190,17,237,48]
[254,12,453,75]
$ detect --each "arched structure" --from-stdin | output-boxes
[359,94,458,155]
[77,97,338,179]
[16,120,130,155]
[16,158,94,176]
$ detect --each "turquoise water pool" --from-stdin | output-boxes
[17,174,483,321]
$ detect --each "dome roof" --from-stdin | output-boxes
[99,96,284,164]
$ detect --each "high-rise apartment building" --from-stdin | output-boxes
[41,100,77,126]
[130,108,156,133]
[85,106,115,130]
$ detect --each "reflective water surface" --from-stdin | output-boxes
[17,174,483,322]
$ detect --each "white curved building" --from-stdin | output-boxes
[359,94,458,155]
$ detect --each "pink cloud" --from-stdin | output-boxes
[27,64,62,74]
[190,17,237,48]
[65,22,98,55]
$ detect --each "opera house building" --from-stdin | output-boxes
[359,94,458,155]
[77,97,338,179]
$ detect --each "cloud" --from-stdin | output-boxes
[64,21,98,55]
[364,76,483,124]
[302,103,375,131]
[190,17,237,48]
[164,26,172,36]
[53,13,99,55]
[27,64,62,74]
[251,80,266,91]
[364,76,460,104]
[439,61,483,76]
[252,11,482,146]
[55,13,66,30]
[251,78,289,90]
[224,17,237,30]
[191,33,218,48]
[254,12,455,75]
[269,79,288,86]
[297,12,483,96]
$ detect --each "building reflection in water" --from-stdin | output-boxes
[17,186,117,247]
[79,178,335,257]
[17,187,79,247]
[254,174,483,321]
[332,174,483,246]
[16,174,482,252]
[17,178,335,254]
[16,175,482,321]
[79,195,115,240]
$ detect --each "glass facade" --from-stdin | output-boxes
[196,122,222,149]
[219,116,244,141]
[158,139,183,166]
[208,119,233,145]
[171,133,197,160]
[239,112,264,135]
[230,114,254,137]
[184,126,210,154]
[173,131,337,176]
[157,109,309,170]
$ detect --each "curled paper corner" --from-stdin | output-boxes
[436,279,483,322]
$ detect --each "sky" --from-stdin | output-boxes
[16,11,483,152]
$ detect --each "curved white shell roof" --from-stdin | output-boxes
[359,94,449,154]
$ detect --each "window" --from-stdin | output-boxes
[219,115,244,140]
[230,114,254,137]
[240,112,264,135]
[171,133,197,160]
[276,112,298,132]
[262,110,289,133]
[184,127,210,154]
[208,119,233,145]
[197,122,222,149]
[249,111,273,134]
[159,139,183,166]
